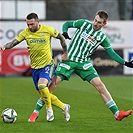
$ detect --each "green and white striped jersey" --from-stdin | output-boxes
[68,19,111,63]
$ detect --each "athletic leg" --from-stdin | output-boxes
[49,75,70,121]
[28,98,44,122]
[38,78,54,122]
[28,75,70,122]
[28,66,54,122]
[49,75,62,93]
[38,79,51,109]
[50,93,70,121]
[90,77,132,120]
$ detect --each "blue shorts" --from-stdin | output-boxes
[32,64,55,90]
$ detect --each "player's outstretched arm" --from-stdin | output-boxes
[0,39,20,51]
[62,21,74,40]
[106,48,133,68]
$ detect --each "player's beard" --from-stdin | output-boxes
[30,27,38,32]
[30,24,39,32]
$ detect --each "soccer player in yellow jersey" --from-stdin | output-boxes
[0,13,70,122]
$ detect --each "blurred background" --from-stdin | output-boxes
[0,0,132,20]
[0,0,133,76]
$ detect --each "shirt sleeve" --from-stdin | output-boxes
[47,26,59,38]
[62,19,85,32]
[101,37,111,49]
[15,30,26,42]
[105,48,125,64]
[101,37,125,64]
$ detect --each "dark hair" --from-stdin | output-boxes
[96,10,108,23]
[26,13,39,20]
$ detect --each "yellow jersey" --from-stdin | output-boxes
[16,25,59,69]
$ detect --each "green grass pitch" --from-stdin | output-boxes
[0,76,133,133]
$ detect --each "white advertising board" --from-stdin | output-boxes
[0,21,132,49]
[124,49,133,75]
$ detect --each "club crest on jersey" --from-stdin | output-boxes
[41,33,45,36]
[96,36,101,41]
[81,32,96,45]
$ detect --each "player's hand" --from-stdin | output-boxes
[62,52,68,61]
[124,60,133,68]
[62,32,71,40]
[0,45,5,51]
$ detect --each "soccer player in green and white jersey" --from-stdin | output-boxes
[48,10,133,121]
[0,13,70,122]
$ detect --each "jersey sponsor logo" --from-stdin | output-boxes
[30,39,46,44]
[83,63,92,70]
[59,63,70,70]
[81,32,96,45]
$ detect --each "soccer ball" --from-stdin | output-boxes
[1,108,17,123]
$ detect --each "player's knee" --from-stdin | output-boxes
[97,83,106,93]
[38,84,47,90]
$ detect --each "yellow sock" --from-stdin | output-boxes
[50,93,64,110]
[38,84,51,109]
